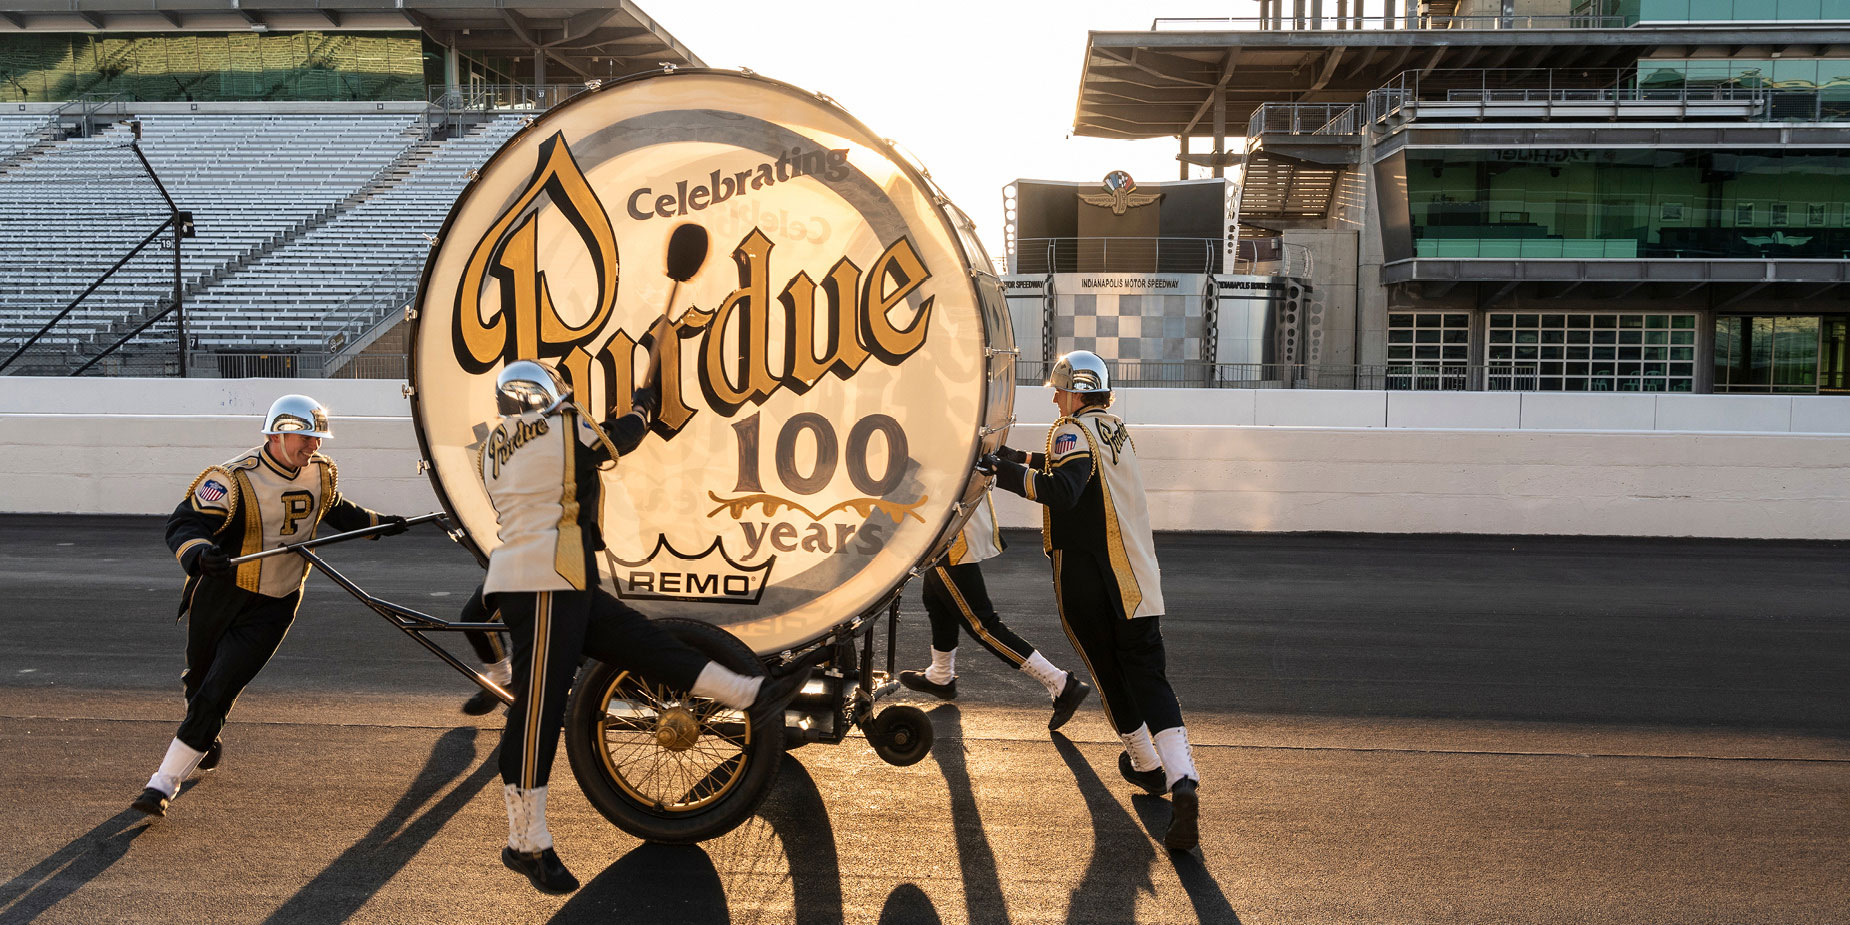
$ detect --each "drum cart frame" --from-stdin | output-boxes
[230,513,936,843]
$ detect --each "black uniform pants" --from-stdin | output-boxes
[922,563,1036,669]
[178,582,301,752]
[494,587,711,791]
[1051,550,1184,736]
[457,583,507,665]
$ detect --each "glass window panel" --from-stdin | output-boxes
[1638,0,1691,20]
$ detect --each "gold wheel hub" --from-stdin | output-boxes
[654,705,700,751]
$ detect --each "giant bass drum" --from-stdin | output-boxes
[406,69,1014,841]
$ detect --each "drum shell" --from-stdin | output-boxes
[409,69,1013,654]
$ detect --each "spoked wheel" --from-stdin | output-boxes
[867,704,934,766]
[564,618,784,844]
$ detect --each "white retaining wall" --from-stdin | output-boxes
[4,378,1849,539]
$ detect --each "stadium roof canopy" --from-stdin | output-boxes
[1073,23,1850,140]
[0,0,703,80]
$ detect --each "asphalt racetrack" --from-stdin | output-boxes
[1,514,1846,923]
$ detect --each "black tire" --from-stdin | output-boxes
[564,618,784,844]
[868,704,935,767]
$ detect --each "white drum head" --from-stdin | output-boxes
[411,70,1008,654]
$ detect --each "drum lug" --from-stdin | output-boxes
[984,346,1021,357]
[463,167,479,181]
[404,304,419,322]
[401,383,415,398]
[415,459,429,474]
[583,78,603,91]
[659,62,679,74]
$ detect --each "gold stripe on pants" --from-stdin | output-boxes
[522,592,551,790]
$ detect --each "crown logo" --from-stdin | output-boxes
[607,536,775,605]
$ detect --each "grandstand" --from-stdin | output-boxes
[0,0,700,377]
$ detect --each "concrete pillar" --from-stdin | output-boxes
[444,44,459,100]
[1180,133,1191,180]
[1312,0,1325,28]
[1293,0,1306,28]
[533,48,545,92]
[1384,0,1397,29]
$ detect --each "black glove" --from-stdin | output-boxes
[630,385,660,423]
[974,453,1001,476]
[989,456,1028,497]
[192,546,233,579]
[994,445,1029,465]
[378,514,410,537]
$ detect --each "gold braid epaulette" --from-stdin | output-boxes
[313,452,339,516]
[565,401,625,471]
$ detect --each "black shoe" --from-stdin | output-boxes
[502,846,579,894]
[462,688,502,716]
[130,787,169,818]
[197,740,222,772]
[1048,673,1092,731]
[1118,751,1167,796]
[897,669,956,700]
[1164,778,1200,852]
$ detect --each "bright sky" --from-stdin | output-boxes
[649,0,1259,265]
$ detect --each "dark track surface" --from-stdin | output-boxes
[2,514,1846,923]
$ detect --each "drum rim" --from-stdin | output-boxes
[407,67,1006,623]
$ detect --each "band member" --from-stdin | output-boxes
[984,350,1202,852]
[132,395,408,819]
[479,360,814,894]
[455,583,510,716]
[898,490,1091,730]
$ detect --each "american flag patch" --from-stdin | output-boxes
[197,479,228,502]
[1054,433,1078,454]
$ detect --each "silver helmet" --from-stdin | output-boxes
[1046,350,1110,393]
[496,360,572,415]
[262,394,332,438]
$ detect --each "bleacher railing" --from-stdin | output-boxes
[1361,68,1794,126]
[429,83,593,113]
[1013,360,1540,391]
[1227,240,1314,278]
[322,250,427,372]
[191,351,408,379]
[1151,14,1625,31]
[1247,102,1360,139]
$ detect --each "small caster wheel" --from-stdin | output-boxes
[868,704,934,767]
